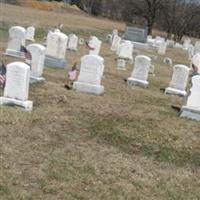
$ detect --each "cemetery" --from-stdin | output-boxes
[0,1,200,200]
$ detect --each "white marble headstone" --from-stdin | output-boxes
[165,64,189,96]
[111,35,121,52]
[127,55,151,88]
[26,44,46,81]
[73,55,104,95]
[188,44,194,60]
[67,34,78,51]
[46,31,68,59]
[5,26,26,57]
[88,36,102,55]
[181,75,200,121]
[118,40,133,60]
[158,42,167,55]
[26,26,35,41]
[0,62,32,110]
[194,41,200,54]
[183,38,191,50]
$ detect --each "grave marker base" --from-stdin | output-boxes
[45,55,66,68]
[4,49,25,59]
[165,87,187,97]
[181,106,200,121]
[127,78,149,88]
[73,82,104,95]
[0,97,33,111]
[30,76,45,83]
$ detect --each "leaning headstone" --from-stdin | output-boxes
[127,55,151,88]
[5,26,26,58]
[0,62,33,111]
[118,40,133,60]
[165,64,189,97]
[45,31,68,68]
[73,55,104,95]
[158,42,167,55]
[26,44,46,82]
[181,75,200,121]
[111,35,121,52]
[67,34,78,51]
[26,26,35,42]
[88,36,102,55]
[194,41,200,54]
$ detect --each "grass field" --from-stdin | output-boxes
[0,3,200,200]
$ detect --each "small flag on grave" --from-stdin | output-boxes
[0,62,6,88]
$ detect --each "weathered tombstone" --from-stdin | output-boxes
[45,31,68,68]
[67,34,78,51]
[163,57,173,66]
[183,38,191,50]
[188,44,194,60]
[5,26,26,58]
[117,58,126,70]
[158,42,167,55]
[153,36,165,47]
[106,34,113,43]
[127,55,151,88]
[194,41,200,54]
[167,39,175,48]
[181,75,200,121]
[0,62,33,111]
[78,38,85,45]
[165,65,189,96]
[88,36,102,55]
[123,26,147,43]
[73,55,104,95]
[192,53,200,73]
[111,35,121,52]
[26,26,35,42]
[26,44,46,82]
[118,40,133,60]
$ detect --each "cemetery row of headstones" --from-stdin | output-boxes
[1,25,200,121]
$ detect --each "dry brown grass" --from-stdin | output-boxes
[0,3,200,200]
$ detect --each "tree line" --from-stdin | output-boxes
[70,0,200,41]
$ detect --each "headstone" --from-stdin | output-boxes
[26,44,46,82]
[106,34,113,43]
[188,44,194,60]
[153,36,165,47]
[112,29,118,37]
[158,42,167,55]
[123,26,147,43]
[111,35,121,52]
[165,64,189,96]
[163,57,173,66]
[45,31,68,68]
[117,58,126,70]
[183,38,191,50]
[167,39,175,48]
[127,55,151,88]
[118,40,133,60]
[0,62,33,111]
[181,75,200,121]
[174,43,183,48]
[88,36,102,55]
[26,26,35,42]
[5,26,26,58]
[79,38,85,45]
[194,41,200,54]
[73,55,104,95]
[192,53,200,73]
[67,34,78,51]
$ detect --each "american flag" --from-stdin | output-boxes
[20,46,32,60]
[0,62,6,88]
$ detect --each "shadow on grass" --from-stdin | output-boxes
[88,116,200,167]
